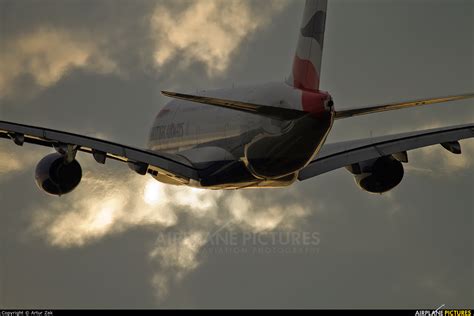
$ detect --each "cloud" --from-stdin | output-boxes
[0,151,22,175]
[150,230,207,300]
[4,120,469,302]
[26,158,311,300]
[150,0,289,76]
[0,0,290,100]
[1,0,472,308]
[0,1,301,297]
[30,171,179,248]
[0,143,46,180]
[0,28,117,98]
[409,140,474,174]
[225,191,309,232]
[397,121,474,175]
[381,121,474,175]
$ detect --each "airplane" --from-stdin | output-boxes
[0,0,473,196]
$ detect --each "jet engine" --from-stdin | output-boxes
[35,153,82,196]
[346,155,404,194]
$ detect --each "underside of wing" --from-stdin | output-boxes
[299,123,474,184]
[0,120,199,194]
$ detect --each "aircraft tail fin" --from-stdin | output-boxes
[287,0,328,91]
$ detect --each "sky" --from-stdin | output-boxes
[0,0,473,309]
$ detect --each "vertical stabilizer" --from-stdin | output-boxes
[288,0,327,91]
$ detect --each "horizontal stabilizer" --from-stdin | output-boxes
[335,93,474,119]
[161,91,307,121]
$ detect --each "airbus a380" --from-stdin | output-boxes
[1,0,473,195]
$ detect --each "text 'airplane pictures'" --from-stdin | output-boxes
[1,0,473,196]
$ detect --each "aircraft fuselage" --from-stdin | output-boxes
[148,82,334,189]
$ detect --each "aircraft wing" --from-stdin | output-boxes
[298,123,474,180]
[0,120,199,182]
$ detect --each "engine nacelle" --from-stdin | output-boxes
[347,155,404,194]
[35,153,82,196]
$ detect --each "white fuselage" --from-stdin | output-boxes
[148,82,334,189]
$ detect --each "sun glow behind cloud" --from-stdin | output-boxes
[25,156,309,300]
[2,137,472,301]
[29,168,309,242]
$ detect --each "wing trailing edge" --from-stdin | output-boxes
[0,120,199,182]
